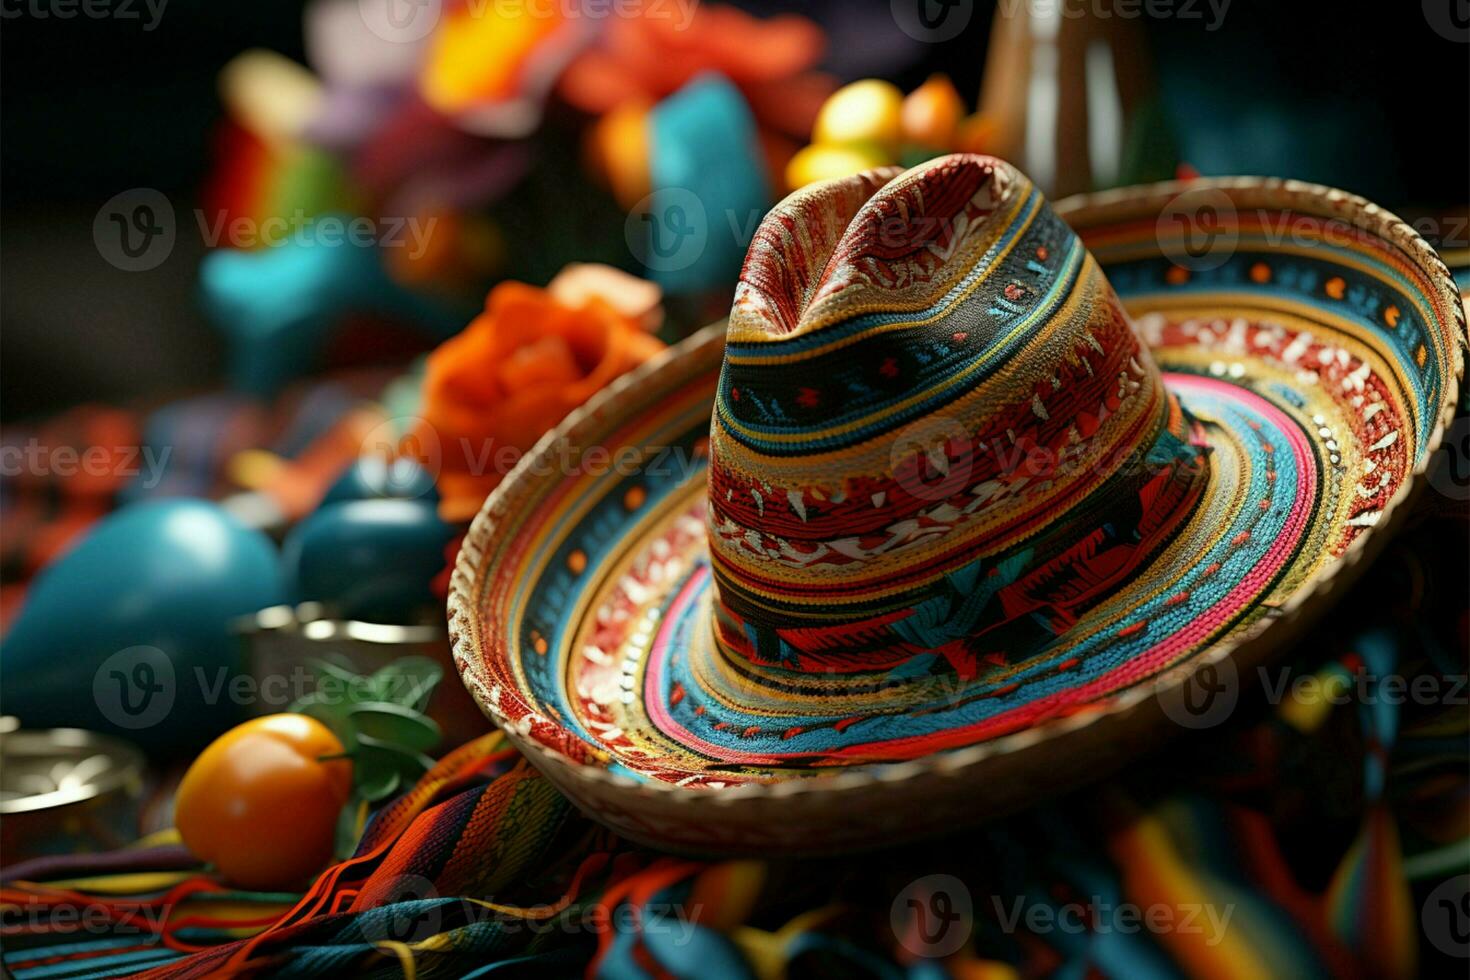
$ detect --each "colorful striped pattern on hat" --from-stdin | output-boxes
[708,156,1209,675]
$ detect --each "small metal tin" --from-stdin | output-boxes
[0,721,147,859]
[234,604,490,749]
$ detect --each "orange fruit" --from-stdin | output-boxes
[175,714,352,890]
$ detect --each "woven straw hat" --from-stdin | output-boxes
[449,156,1465,853]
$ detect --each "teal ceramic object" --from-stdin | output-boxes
[0,500,284,751]
[643,74,772,295]
[200,224,475,396]
[321,456,438,506]
[281,498,454,624]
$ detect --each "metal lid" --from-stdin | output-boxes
[234,602,447,645]
[0,721,146,815]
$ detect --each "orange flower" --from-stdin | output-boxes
[415,281,665,521]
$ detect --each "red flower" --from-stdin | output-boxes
[559,3,833,143]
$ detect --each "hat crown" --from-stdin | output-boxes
[708,155,1208,676]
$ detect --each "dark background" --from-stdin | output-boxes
[3,0,1467,420]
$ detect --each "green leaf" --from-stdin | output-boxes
[347,702,442,753]
[356,762,401,803]
[291,656,447,807]
[291,693,355,747]
[308,656,361,686]
[335,797,368,860]
[369,657,443,711]
[359,735,434,774]
[307,657,377,707]
[356,735,435,794]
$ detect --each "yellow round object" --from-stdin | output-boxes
[812,80,905,151]
[785,143,892,191]
[227,449,285,491]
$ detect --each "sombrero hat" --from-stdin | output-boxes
[448,156,1465,853]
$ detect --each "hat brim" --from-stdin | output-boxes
[449,178,1465,853]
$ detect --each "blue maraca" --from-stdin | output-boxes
[1,499,284,752]
[282,497,453,624]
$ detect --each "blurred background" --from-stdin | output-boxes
[0,8,1466,976]
[4,0,1467,419]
